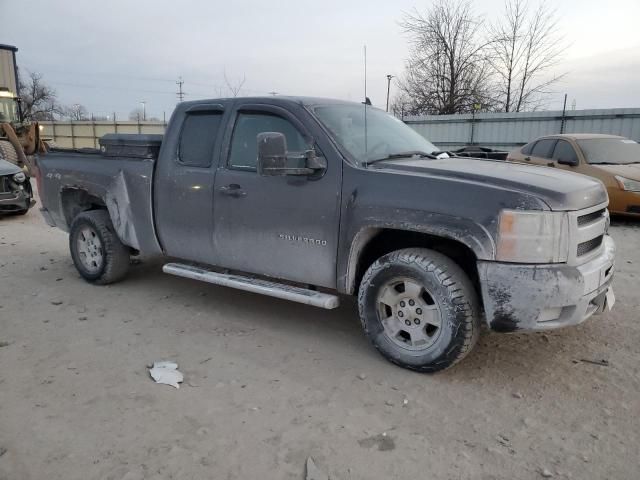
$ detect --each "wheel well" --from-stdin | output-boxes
[352,229,481,296]
[61,188,107,228]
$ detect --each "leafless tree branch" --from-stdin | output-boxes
[18,71,63,121]
[397,0,496,115]
[488,0,566,112]
[223,70,246,97]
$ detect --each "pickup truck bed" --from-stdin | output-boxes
[40,145,160,255]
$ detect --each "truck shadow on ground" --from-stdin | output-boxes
[124,259,605,388]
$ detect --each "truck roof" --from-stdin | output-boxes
[179,96,361,109]
[542,133,625,140]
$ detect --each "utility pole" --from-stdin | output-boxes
[176,76,185,102]
[386,74,394,112]
[560,93,568,134]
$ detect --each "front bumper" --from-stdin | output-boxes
[0,181,33,213]
[478,236,615,332]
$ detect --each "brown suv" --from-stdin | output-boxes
[508,134,640,217]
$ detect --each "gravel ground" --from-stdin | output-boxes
[1,205,639,480]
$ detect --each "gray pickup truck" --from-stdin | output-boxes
[36,97,616,372]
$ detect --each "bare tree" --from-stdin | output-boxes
[488,0,565,112]
[18,71,62,121]
[398,0,495,115]
[223,71,246,97]
[63,104,89,121]
[129,107,144,121]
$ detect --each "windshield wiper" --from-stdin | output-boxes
[364,151,438,166]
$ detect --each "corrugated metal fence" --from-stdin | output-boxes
[405,108,640,151]
[40,108,640,152]
[39,120,166,149]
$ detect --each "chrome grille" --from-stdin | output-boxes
[577,235,603,257]
[567,203,609,265]
[577,209,606,226]
[0,177,10,193]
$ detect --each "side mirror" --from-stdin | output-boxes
[557,157,578,166]
[257,132,288,176]
[257,132,326,176]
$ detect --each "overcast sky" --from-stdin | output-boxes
[4,0,640,119]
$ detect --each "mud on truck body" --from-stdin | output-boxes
[35,97,616,372]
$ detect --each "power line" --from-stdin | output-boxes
[48,80,176,95]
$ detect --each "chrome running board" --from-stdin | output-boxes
[162,263,340,310]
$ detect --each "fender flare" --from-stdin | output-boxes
[341,214,496,294]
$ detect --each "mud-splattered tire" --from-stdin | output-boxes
[69,210,130,285]
[358,248,480,372]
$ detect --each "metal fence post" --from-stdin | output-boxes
[91,116,97,148]
[470,111,476,145]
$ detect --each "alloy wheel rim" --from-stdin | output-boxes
[76,226,104,273]
[375,277,442,351]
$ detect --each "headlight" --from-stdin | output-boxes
[12,172,26,183]
[497,210,569,263]
[615,176,640,192]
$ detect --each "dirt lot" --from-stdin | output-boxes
[1,206,639,480]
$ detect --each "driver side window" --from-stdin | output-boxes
[228,112,307,170]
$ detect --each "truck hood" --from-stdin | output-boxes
[592,163,640,180]
[0,158,22,176]
[372,157,607,211]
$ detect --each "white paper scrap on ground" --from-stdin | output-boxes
[148,361,183,388]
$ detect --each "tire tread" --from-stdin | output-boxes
[358,247,480,372]
[69,210,130,285]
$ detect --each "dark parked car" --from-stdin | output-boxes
[36,97,615,372]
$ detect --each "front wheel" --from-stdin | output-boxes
[358,248,480,372]
[69,210,130,284]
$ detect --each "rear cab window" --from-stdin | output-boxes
[178,112,223,167]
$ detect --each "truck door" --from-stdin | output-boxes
[154,106,226,262]
[212,104,341,288]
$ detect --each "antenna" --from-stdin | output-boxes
[176,76,185,102]
[364,45,368,160]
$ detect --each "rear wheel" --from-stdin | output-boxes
[358,248,480,372]
[69,210,130,284]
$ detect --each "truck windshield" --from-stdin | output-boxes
[0,97,18,123]
[577,138,640,165]
[312,104,440,164]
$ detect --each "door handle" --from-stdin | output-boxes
[546,162,555,167]
[219,184,247,197]
[524,156,531,161]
